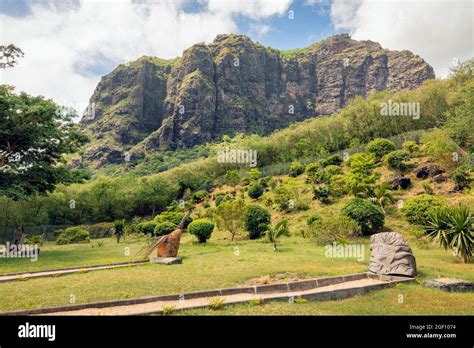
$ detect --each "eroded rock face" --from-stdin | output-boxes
[80,34,435,167]
[368,232,417,277]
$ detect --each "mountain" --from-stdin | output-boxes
[79,34,435,167]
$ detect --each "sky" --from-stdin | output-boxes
[0,0,473,117]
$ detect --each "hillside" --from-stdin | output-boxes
[79,34,435,168]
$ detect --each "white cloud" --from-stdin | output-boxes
[330,0,474,78]
[0,0,292,116]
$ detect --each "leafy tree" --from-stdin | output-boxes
[0,86,88,200]
[265,219,290,251]
[0,44,24,69]
[136,176,178,216]
[214,199,245,241]
[113,219,125,243]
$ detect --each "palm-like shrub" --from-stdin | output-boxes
[369,184,395,214]
[425,205,473,263]
[265,219,290,251]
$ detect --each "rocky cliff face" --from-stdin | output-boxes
[80,34,435,167]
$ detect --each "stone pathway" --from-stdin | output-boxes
[43,278,387,316]
[0,260,148,283]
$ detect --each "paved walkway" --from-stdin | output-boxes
[0,260,148,283]
[42,278,385,315]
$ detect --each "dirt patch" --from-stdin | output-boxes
[240,272,311,286]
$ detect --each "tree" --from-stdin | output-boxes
[0,86,88,200]
[214,199,245,241]
[0,44,24,69]
[265,219,290,251]
[114,219,125,243]
[365,138,396,158]
[369,184,396,214]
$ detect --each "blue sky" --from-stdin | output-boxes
[0,0,472,115]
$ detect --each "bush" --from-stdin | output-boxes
[243,204,271,239]
[26,235,44,246]
[289,161,305,177]
[313,184,331,204]
[365,138,396,158]
[403,140,420,154]
[56,227,90,245]
[305,162,320,179]
[86,222,114,239]
[320,154,343,167]
[341,198,385,235]
[136,221,157,234]
[309,216,361,244]
[215,193,232,207]
[192,190,208,203]
[154,211,192,228]
[451,164,472,190]
[307,214,321,226]
[154,221,177,236]
[386,150,411,171]
[401,194,446,225]
[247,183,264,199]
[188,219,214,243]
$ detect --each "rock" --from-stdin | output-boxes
[424,277,473,292]
[368,232,417,277]
[80,34,435,167]
[150,256,182,265]
[432,174,447,183]
[414,165,444,179]
[390,174,411,190]
[427,165,444,177]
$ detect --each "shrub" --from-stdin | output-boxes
[188,219,214,243]
[402,140,420,154]
[309,216,361,244]
[249,168,262,181]
[422,182,433,195]
[192,190,209,203]
[243,204,271,239]
[320,154,343,167]
[295,201,310,211]
[56,227,90,245]
[154,211,192,228]
[365,138,396,158]
[307,214,321,226]
[401,194,446,225]
[136,221,157,234]
[386,150,411,171]
[247,183,264,199]
[305,162,320,179]
[341,198,385,235]
[87,222,114,239]
[289,161,305,177]
[224,170,240,186]
[425,205,473,263]
[154,221,177,236]
[313,184,331,204]
[26,235,44,246]
[451,164,472,190]
[215,193,232,207]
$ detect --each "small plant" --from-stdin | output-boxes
[306,214,321,226]
[451,164,472,190]
[365,138,396,158]
[425,205,473,263]
[249,168,262,181]
[209,297,225,310]
[289,161,305,177]
[294,297,308,304]
[162,305,176,315]
[247,183,264,199]
[249,298,264,306]
[422,182,434,195]
[243,204,271,239]
[97,241,104,248]
[341,198,385,235]
[369,184,395,214]
[265,219,290,251]
[188,219,215,243]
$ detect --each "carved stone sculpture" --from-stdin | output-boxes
[368,232,417,277]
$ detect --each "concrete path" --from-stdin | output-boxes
[0,260,148,283]
[43,278,386,315]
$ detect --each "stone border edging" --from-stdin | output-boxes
[0,272,415,316]
[0,259,148,283]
